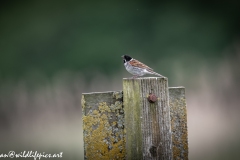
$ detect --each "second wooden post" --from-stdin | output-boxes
[123,77,173,160]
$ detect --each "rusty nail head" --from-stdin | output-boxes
[148,93,158,103]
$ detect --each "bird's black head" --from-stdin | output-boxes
[121,55,132,63]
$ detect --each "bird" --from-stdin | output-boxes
[122,55,164,78]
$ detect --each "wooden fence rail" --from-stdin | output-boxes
[82,77,188,160]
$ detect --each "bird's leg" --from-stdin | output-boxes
[132,75,138,79]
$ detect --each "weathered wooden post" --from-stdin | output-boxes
[81,78,188,160]
[81,91,125,159]
[123,77,172,160]
[169,87,188,160]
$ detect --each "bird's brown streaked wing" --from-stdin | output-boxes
[129,59,153,71]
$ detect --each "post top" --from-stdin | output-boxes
[169,86,185,89]
[82,90,122,95]
[123,77,168,80]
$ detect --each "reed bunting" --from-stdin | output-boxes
[122,55,164,78]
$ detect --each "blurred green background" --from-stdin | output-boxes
[0,1,240,159]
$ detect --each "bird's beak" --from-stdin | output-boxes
[121,55,124,58]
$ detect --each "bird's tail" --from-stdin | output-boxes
[149,71,165,77]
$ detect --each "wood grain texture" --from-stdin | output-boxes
[169,87,188,160]
[123,77,173,160]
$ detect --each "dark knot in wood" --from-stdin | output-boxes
[147,93,158,103]
[149,145,157,157]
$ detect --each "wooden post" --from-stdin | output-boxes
[81,91,125,160]
[123,77,173,160]
[169,87,188,160]
[81,79,189,160]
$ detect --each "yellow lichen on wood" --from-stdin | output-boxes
[169,87,188,160]
[113,91,123,100]
[82,91,125,160]
[99,102,111,113]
